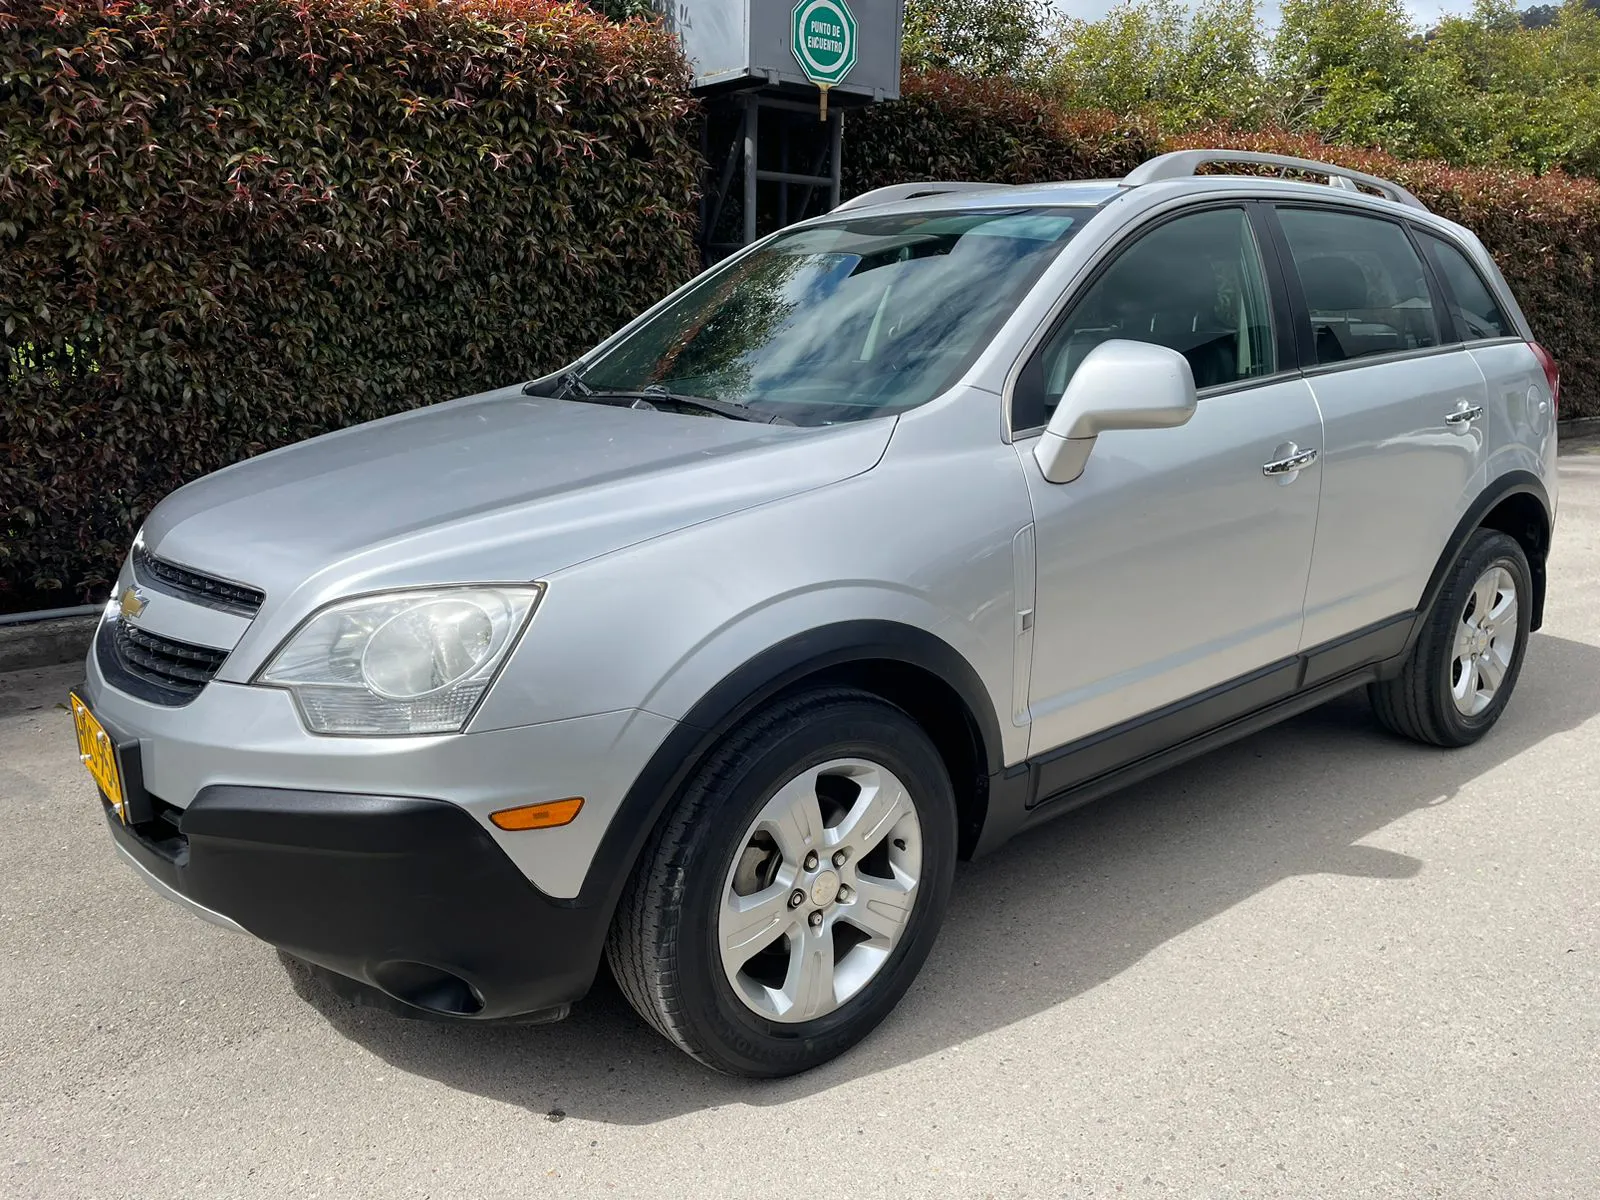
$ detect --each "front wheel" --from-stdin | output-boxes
[606,689,958,1077]
[1369,528,1532,747]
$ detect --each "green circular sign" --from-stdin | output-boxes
[791,0,858,86]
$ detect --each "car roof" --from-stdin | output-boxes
[823,150,1437,226]
[824,180,1122,220]
[825,175,1424,219]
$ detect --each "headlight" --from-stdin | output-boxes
[256,585,542,735]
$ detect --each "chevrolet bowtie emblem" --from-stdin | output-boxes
[118,585,148,621]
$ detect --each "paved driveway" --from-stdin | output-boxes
[3,453,1597,1199]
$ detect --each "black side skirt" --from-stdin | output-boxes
[973,613,1416,856]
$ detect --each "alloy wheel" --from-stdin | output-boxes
[717,757,922,1023]
[1450,564,1519,717]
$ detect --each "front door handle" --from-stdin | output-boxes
[1262,447,1318,476]
[1445,403,1485,425]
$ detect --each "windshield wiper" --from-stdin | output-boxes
[526,374,789,424]
[580,386,792,425]
[523,368,592,399]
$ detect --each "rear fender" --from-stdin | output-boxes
[1406,470,1551,653]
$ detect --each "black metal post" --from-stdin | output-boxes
[703,121,745,263]
[778,112,789,228]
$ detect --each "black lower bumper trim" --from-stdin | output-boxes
[109,784,607,1020]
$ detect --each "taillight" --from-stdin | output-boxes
[1529,341,1560,413]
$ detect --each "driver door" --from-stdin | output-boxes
[1012,204,1325,761]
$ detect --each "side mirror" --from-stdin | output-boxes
[1032,340,1197,484]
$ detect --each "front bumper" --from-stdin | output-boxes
[81,599,679,1020]
[108,783,609,1020]
[82,626,676,900]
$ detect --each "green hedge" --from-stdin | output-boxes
[5,36,1596,609]
[1,0,701,607]
[845,71,1160,190]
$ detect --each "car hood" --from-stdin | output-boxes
[141,385,892,642]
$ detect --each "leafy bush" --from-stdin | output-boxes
[844,70,1159,192]
[5,23,1597,613]
[0,0,701,608]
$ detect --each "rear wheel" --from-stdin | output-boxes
[1369,528,1532,747]
[606,688,957,1077]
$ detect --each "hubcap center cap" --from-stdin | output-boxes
[809,870,841,907]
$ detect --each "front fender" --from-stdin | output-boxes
[470,393,1033,906]
[471,452,1027,762]
[555,615,1007,910]
[471,450,1029,896]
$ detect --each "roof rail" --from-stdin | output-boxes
[1124,149,1427,212]
[832,181,1012,213]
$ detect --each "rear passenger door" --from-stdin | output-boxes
[1269,204,1490,647]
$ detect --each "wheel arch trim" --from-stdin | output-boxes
[1413,470,1552,649]
[569,620,1003,912]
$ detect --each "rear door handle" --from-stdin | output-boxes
[1262,447,1318,476]
[1445,404,1484,425]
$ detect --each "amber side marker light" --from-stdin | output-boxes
[490,797,584,831]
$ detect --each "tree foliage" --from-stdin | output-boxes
[902,0,1063,84]
[1268,0,1419,143]
[1045,0,1266,128]
[928,0,1600,181]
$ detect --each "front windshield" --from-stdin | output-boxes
[574,207,1092,426]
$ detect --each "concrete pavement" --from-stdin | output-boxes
[2,455,1597,1198]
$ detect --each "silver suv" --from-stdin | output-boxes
[72,150,1559,1077]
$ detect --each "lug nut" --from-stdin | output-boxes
[832,850,848,868]
[837,885,852,902]
[808,911,824,927]
[803,851,819,870]
[789,889,806,909]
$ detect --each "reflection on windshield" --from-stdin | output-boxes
[578,208,1090,426]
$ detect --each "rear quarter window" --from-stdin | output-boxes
[1417,231,1513,341]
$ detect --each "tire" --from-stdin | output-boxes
[605,688,958,1077]
[1368,528,1532,747]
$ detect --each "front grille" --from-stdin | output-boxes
[135,546,264,616]
[111,619,230,702]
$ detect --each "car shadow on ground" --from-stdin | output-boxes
[284,632,1600,1125]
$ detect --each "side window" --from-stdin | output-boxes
[1276,207,1441,365]
[1014,207,1276,430]
[1418,231,1511,341]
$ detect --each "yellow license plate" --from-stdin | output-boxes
[70,692,126,821]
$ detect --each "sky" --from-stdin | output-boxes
[1052,0,1476,26]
